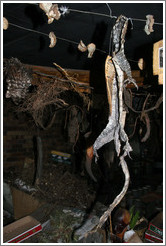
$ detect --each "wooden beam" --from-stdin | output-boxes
[25,64,91,93]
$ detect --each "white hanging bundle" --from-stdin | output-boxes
[39,3,61,24]
[78,40,96,58]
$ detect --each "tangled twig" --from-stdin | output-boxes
[124,92,163,114]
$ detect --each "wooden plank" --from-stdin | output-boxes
[26,64,90,83]
[25,64,91,93]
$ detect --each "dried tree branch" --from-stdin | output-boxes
[140,112,151,142]
[125,92,163,114]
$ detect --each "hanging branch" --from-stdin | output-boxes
[3,58,91,129]
[124,92,163,114]
[140,112,151,142]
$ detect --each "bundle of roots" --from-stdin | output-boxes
[4,58,91,130]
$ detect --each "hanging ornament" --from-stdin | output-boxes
[78,40,96,58]
[47,4,61,23]
[78,40,87,52]
[87,43,96,58]
[138,58,145,70]
[39,3,52,13]
[59,6,70,16]
[144,15,154,35]
[49,32,57,48]
[3,17,9,30]
[39,3,61,24]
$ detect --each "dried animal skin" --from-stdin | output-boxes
[78,40,87,52]
[39,3,61,24]
[112,15,128,54]
[93,15,134,229]
[93,65,119,159]
[49,32,57,48]
[3,17,9,30]
[114,50,138,89]
[47,4,61,22]
[105,56,115,115]
[87,43,96,58]
[138,58,145,70]
[144,15,154,35]
[39,3,52,13]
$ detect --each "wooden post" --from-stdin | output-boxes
[33,135,43,185]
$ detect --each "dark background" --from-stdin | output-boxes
[3,2,163,69]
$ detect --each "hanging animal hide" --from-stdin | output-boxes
[39,3,61,24]
[144,15,154,35]
[49,32,57,48]
[3,17,9,30]
[78,40,96,58]
[92,15,137,229]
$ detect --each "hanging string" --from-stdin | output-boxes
[9,23,48,37]
[8,22,106,54]
[106,3,112,16]
[7,22,152,64]
[68,7,163,25]
[25,3,163,25]
[6,22,146,63]
[106,3,115,56]
[66,8,117,19]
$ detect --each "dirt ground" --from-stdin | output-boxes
[4,160,97,210]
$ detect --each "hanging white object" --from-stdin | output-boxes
[3,17,9,30]
[59,6,70,16]
[39,3,61,24]
[47,4,61,23]
[49,32,57,48]
[144,15,154,35]
[78,40,87,52]
[39,3,52,13]
[87,43,96,58]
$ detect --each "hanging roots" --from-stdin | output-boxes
[4,58,91,129]
[17,77,90,129]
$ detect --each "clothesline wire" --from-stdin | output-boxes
[9,23,48,37]
[105,3,113,56]
[25,3,163,25]
[69,8,163,25]
[8,22,107,53]
[8,22,142,62]
[106,3,113,17]
[68,8,117,19]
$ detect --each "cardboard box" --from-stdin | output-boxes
[145,212,163,243]
[3,216,42,243]
[11,187,43,220]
